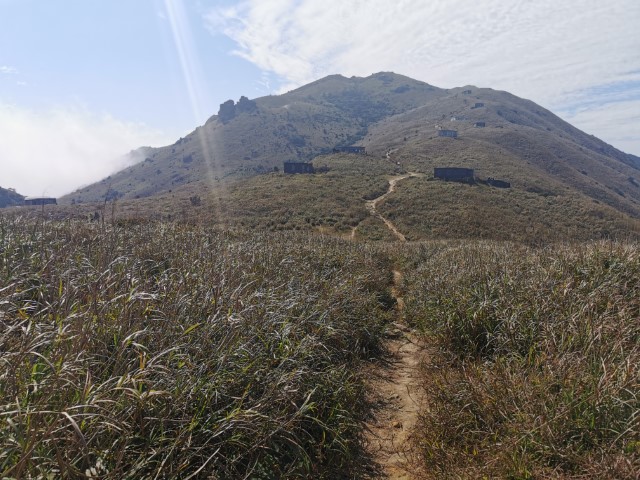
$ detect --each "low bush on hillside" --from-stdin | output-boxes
[400,241,639,478]
[0,217,393,478]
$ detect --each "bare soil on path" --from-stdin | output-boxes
[351,172,419,241]
[364,268,427,479]
[348,170,427,478]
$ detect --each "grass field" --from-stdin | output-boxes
[4,70,640,477]
[1,212,638,478]
[397,241,640,478]
[0,216,394,478]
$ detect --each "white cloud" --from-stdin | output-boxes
[0,103,172,197]
[561,100,640,158]
[207,0,640,155]
[0,65,18,74]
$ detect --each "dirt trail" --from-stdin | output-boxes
[356,173,417,242]
[364,267,427,479]
[344,168,426,476]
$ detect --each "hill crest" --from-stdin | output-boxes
[58,72,640,242]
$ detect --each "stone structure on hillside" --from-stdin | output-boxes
[24,197,57,206]
[474,121,486,128]
[471,102,484,109]
[434,167,474,183]
[438,129,458,138]
[333,146,366,154]
[284,161,315,174]
[462,89,472,95]
[487,178,511,188]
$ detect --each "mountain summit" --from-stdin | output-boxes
[62,72,640,241]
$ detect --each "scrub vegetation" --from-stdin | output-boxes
[3,72,640,479]
[1,212,638,478]
[398,241,640,478]
[0,216,393,479]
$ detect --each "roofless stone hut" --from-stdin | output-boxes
[24,197,57,206]
[434,167,474,182]
[283,161,314,174]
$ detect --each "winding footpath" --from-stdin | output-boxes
[352,173,418,241]
[365,174,416,241]
[359,172,427,479]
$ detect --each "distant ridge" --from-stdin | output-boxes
[0,186,25,208]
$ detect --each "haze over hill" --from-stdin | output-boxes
[61,72,640,241]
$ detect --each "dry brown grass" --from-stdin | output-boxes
[0,215,395,478]
[377,176,640,243]
[398,240,640,478]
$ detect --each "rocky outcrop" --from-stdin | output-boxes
[218,96,258,124]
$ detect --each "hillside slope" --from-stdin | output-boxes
[58,72,640,241]
[364,86,640,219]
[64,73,444,203]
[0,186,24,208]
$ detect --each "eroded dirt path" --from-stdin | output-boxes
[354,173,417,241]
[346,169,427,477]
[364,268,427,479]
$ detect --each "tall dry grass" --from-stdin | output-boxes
[0,216,393,478]
[400,241,640,478]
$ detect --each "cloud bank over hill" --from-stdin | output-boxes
[208,0,640,155]
[0,103,170,197]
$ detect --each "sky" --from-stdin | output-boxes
[1,0,639,197]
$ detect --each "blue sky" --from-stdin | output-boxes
[1,1,265,140]
[1,0,639,196]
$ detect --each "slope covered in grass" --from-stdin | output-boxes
[398,241,640,478]
[0,217,394,478]
[377,176,640,242]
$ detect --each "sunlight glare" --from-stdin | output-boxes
[163,0,224,224]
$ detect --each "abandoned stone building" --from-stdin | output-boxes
[487,178,511,188]
[24,197,57,206]
[472,102,484,109]
[462,89,472,95]
[434,167,474,182]
[333,146,366,154]
[474,122,486,128]
[438,129,458,138]
[283,161,314,174]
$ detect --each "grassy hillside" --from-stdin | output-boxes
[377,175,640,242]
[397,241,640,478]
[0,216,394,478]
[364,88,640,220]
[63,73,445,204]
[0,186,24,208]
[56,73,640,242]
[36,149,640,243]
[63,73,640,209]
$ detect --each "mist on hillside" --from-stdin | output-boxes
[0,102,171,197]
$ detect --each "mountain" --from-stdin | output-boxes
[60,72,640,242]
[63,73,445,202]
[0,186,25,208]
